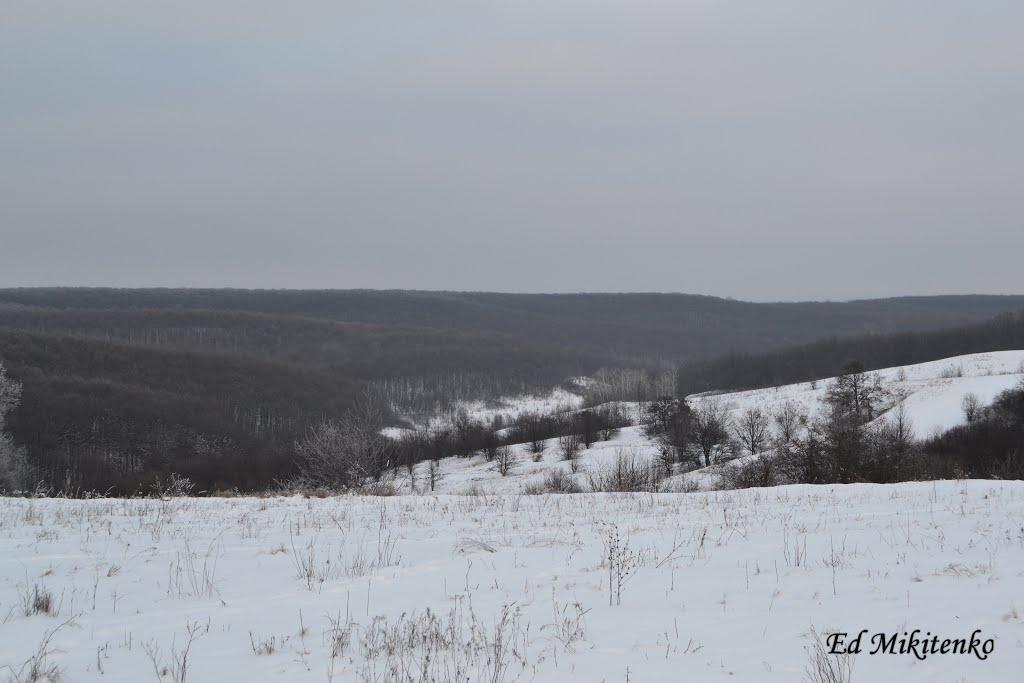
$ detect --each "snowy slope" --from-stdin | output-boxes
[688,350,1024,439]
[388,385,586,435]
[2,482,1023,681]
[387,351,1024,495]
[394,425,661,495]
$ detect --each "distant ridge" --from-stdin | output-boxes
[676,310,1024,395]
[3,288,1023,361]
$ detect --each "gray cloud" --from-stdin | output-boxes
[2,0,1022,299]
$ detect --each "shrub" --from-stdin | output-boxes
[357,481,399,496]
[20,583,57,617]
[587,450,662,492]
[524,469,582,494]
[720,456,781,489]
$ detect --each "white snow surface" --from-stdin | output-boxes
[2,482,1023,681]
[688,350,1024,440]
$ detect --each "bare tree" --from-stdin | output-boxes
[295,394,393,490]
[734,407,770,456]
[825,361,888,423]
[0,361,31,492]
[558,432,581,461]
[427,459,441,491]
[517,412,549,457]
[576,410,597,449]
[961,392,981,423]
[879,402,914,479]
[692,401,731,467]
[645,397,692,464]
[792,400,870,485]
[495,446,515,476]
[773,400,804,448]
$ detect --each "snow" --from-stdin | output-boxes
[2,482,1023,681]
[385,351,1024,495]
[395,425,661,495]
[688,350,1024,440]
[391,386,586,434]
[5,351,1022,680]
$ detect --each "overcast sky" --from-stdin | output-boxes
[2,1,1021,300]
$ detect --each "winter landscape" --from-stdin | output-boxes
[2,478,1022,682]
[3,345,1024,681]
[5,0,1024,680]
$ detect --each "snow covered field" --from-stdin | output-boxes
[2,482,1023,681]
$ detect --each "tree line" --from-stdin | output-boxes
[5,288,1022,362]
[676,310,1024,395]
[0,304,616,493]
[290,401,634,493]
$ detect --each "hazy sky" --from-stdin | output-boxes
[2,1,1022,300]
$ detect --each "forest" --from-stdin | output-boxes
[676,311,1024,395]
[0,309,608,492]
[1,289,1023,493]
[3,288,1022,360]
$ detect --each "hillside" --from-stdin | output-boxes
[3,288,1023,360]
[3,289,1024,494]
[387,351,1024,495]
[689,350,1024,440]
[0,329,363,492]
[0,304,607,383]
[0,317,618,493]
[676,310,1024,394]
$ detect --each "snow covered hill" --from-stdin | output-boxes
[689,350,1024,440]
[386,351,1024,496]
[2,482,1022,681]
